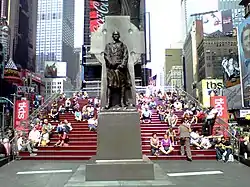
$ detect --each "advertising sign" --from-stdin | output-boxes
[89,0,109,33]
[202,11,223,36]
[210,96,229,136]
[14,100,30,133]
[221,9,233,34]
[237,17,250,107]
[89,0,142,32]
[202,10,233,36]
[240,109,250,118]
[201,79,223,107]
[221,54,240,88]
[222,84,242,109]
[44,61,67,78]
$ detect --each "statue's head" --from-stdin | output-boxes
[112,31,120,41]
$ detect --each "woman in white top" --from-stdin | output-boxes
[190,129,203,149]
[39,129,50,146]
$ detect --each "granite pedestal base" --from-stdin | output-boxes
[85,111,155,181]
[86,160,154,181]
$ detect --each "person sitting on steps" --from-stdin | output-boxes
[150,133,160,156]
[159,133,174,155]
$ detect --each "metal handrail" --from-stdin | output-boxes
[7,92,61,162]
[29,92,60,122]
[175,87,241,158]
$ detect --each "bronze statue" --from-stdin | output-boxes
[104,31,132,109]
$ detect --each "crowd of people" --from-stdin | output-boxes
[137,88,235,162]
[8,91,99,157]
[1,87,250,163]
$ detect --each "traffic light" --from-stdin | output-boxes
[0,43,4,79]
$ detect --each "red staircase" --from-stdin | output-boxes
[19,100,215,160]
[19,99,97,160]
[142,110,216,160]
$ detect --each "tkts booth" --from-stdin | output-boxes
[210,96,229,137]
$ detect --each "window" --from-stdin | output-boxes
[41,14,45,20]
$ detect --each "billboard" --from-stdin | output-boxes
[202,10,233,36]
[201,79,223,107]
[221,54,240,88]
[89,0,109,33]
[223,84,242,109]
[221,9,233,34]
[89,0,142,33]
[44,61,67,78]
[237,17,250,107]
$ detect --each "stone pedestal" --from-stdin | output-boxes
[85,111,155,181]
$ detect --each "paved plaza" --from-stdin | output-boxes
[0,160,249,187]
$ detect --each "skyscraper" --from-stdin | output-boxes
[13,0,38,72]
[218,0,245,27]
[3,0,38,72]
[36,0,75,79]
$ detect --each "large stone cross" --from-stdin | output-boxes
[90,16,145,107]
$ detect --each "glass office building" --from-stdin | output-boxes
[218,0,245,27]
[36,0,75,74]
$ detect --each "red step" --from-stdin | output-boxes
[20,104,215,161]
[50,137,96,141]
[48,141,97,146]
[38,146,96,151]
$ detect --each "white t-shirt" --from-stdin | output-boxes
[28,130,41,142]
[88,119,97,126]
[42,133,49,141]
[207,109,218,119]
[201,138,211,147]
[17,137,23,151]
[190,132,200,144]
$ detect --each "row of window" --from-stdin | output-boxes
[38,12,62,20]
[203,41,237,47]
[45,90,62,94]
[46,85,62,89]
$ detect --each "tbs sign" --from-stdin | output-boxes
[202,79,224,107]
[206,81,223,96]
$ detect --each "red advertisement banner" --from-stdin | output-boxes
[89,0,109,32]
[14,100,30,133]
[210,96,229,136]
